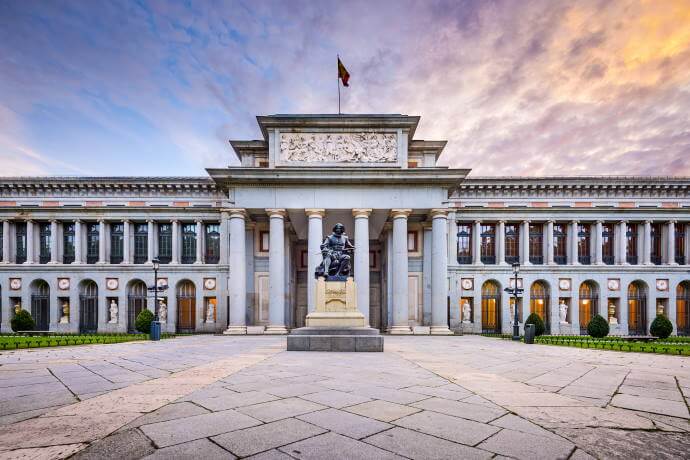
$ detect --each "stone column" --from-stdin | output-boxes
[219,211,229,264]
[122,220,131,264]
[521,220,531,265]
[667,220,677,265]
[225,209,247,334]
[497,220,507,265]
[472,220,482,265]
[353,208,372,326]
[546,220,555,265]
[146,220,154,263]
[569,220,579,265]
[643,220,652,265]
[266,209,288,334]
[171,220,180,264]
[195,220,203,264]
[25,220,34,264]
[1,220,9,263]
[97,219,106,264]
[306,209,325,314]
[430,209,452,335]
[594,220,604,265]
[685,223,690,265]
[49,220,59,264]
[390,209,412,334]
[447,211,457,267]
[73,219,82,264]
[618,220,628,265]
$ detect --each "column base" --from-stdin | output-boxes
[0,325,13,333]
[193,261,204,265]
[223,325,247,335]
[388,325,413,335]
[264,325,289,335]
[47,261,59,265]
[430,326,453,335]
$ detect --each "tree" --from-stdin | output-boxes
[587,314,609,338]
[525,312,546,336]
[650,315,673,339]
[135,309,155,334]
[11,309,35,332]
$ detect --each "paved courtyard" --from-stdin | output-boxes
[0,336,688,459]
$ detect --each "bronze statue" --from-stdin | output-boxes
[316,223,355,279]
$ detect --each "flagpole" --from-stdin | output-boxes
[337,55,341,115]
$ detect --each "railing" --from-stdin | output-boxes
[110,254,123,264]
[480,255,496,264]
[63,254,75,264]
[603,255,615,265]
[529,255,543,265]
[505,255,519,264]
[578,255,591,265]
[181,255,195,264]
[651,255,662,265]
[205,255,219,264]
[133,254,147,264]
[554,255,567,265]
[627,255,638,265]
[676,255,686,265]
[457,255,472,264]
[86,255,98,264]
[39,254,50,264]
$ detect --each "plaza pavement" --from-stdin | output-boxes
[0,336,688,459]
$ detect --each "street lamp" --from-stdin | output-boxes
[512,262,521,341]
[150,257,161,341]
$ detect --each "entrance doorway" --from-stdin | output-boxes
[628,281,647,336]
[127,280,147,333]
[481,280,501,333]
[176,281,196,333]
[79,280,98,333]
[30,280,50,330]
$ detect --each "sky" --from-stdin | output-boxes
[1,0,689,178]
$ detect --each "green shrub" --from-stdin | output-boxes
[650,314,673,339]
[11,309,35,332]
[587,314,610,338]
[135,309,155,334]
[525,313,546,336]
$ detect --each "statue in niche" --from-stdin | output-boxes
[60,302,70,324]
[461,300,471,323]
[559,300,569,324]
[206,302,215,323]
[608,303,618,325]
[315,223,355,280]
[158,300,167,323]
[109,300,118,324]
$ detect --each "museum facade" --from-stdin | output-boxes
[1,114,689,336]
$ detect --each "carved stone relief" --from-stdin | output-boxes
[279,132,397,164]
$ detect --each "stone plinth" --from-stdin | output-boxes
[305,277,365,328]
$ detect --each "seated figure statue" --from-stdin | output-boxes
[315,223,355,280]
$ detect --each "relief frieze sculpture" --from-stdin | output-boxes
[279,132,397,163]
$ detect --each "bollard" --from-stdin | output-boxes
[524,324,535,344]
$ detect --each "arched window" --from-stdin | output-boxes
[628,281,647,336]
[530,281,550,333]
[30,280,50,330]
[79,280,98,333]
[579,281,598,334]
[481,281,501,333]
[676,282,690,336]
[128,280,147,333]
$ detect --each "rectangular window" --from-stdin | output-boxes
[650,223,662,265]
[181,223,196,264]
[480,224,496,264]
[407,231,419,252]
[456,223,472,264]
[259,230,269,252]
[205,223,220,264]
[529,224,543,264]
[577,224,591,265]
[505,223,519,264]
[39,223,51,264]
[15,222,27,264]
[676,226,686,265]
[158,223,172,263]
[602,223,614,265]
[134,223,148,264]
[627,223,638,264]
[63,223,75,264]
[553,224,567,265]
[86,223,99,264]
[110,223,124,264]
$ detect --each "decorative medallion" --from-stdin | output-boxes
[106,278,119,290]
[607,278,620,291]
[58,278,70,290]
[656,279,669,291]
[9,278,21,290]
[461,278,474,291]
[203,278,217,290]
[558,278,571,291]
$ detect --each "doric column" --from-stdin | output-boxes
[306,209,325,314]
[353,208,372,326]
[643,220,652,265]
[171,220,180,264]
[447,211,458,267]
[219,211,229,264]
[618,220,628,265]
[1,220,9,263]
[25,220,34,264]
[265,209,288,334]
[73,219,82,264]
[390,209,412,334]
[225,209,247,334]
[472,220,482,265]
[595,220,604,265]
[97,219,106,264]
[521,220,531,265]
[667,220,677,265]
[146,219,154,263]
[546,220,555,265]
[48,220,59,264]
[194,219,203,264]
[497,220,507,265]
[570,220,579,265]
[122,220,131,264]
[430,209,452,335]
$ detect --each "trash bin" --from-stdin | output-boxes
[524,324,535,344]
[150,321,161,341]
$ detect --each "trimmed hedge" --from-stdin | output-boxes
[0,333,176,350]
[525,313,546,336]
[135,309,155,334]
[535,335,690,356]
[587,314,610,338]
[650,315,673,339]
[11,309,35,332]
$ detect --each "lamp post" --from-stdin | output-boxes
[150,257,161,341]
[512,262,521,341]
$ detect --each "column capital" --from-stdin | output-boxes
[523,219,531,224]
[122,218,130,224]
[595,219,604,224]
[498,219,507,225]
[645,219,653,225]
[228,208,248,219]
[50,218,58,224]
[547,219,555,224]
[620,219,628,224]
[473,219,482,225]
[668,219,677,225]
[266,208,287,219]
[305,208,326,218]
[571,219,579,225]
[429,208,449,219]
[352,208,372,218]
[390,209,412,219]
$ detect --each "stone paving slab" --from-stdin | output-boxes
[297,408,392,439]
[363,426,492,460]
[278,432,403,460]
[393,410,500,446]
[611,393,690,418]
[141,438,234,460]
[411,396,507,423]
[477,428,575,459]
[343,399,421,422]
[235,397,327,422]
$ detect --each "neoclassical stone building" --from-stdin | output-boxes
[1,114,689,336]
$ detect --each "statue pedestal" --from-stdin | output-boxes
[288,277,383,352]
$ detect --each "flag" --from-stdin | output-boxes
[338,57,350,87]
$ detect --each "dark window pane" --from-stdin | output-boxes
[39,223,51,264]
[650,223,662,265]
[86,223,99,264]
[529,223,543,264]
[627,224,638,265]
[505,223,519,264]
[676,227,686,265]
[110,223,124,264]
[158,223,172,263]
[578,224,591,265]
[553,224,567,265]
[602,223,614,265]
[63,223,75,264]
[205,223,220,264]
[134,223,148,264]
[456,223,472,264]
[480,224,496,264]
[181,223,196,264]
[16,222,27,264]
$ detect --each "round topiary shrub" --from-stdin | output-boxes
[587,314,610,338]
[135,309,155,334]
[525,312,546,336]
[11,309,35,332]
[650,314,673,339]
